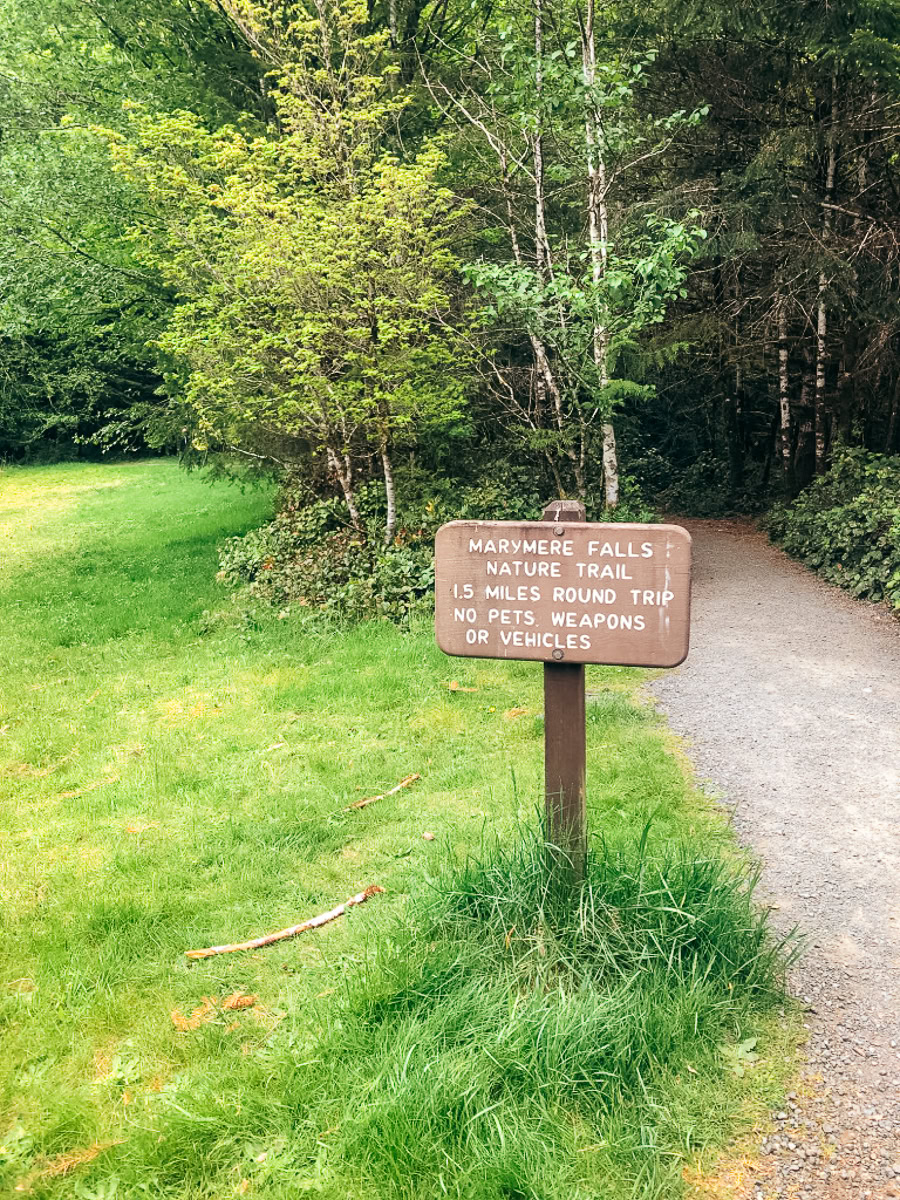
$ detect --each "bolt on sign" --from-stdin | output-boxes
[435,519,691,667]
[434,502,692,886]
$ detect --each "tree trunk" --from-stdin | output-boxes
[795,345,816,488]
[777,294,795,493]
[601,424,619,508]
[582,0,617,508]
[532,0,551,280]
[327,446,363,535]
[532,0,581,495]
[381,442,397,547]
[815,78,837,475]
[545,451,566,498]
[500,158,568,469]
[815,285,828,474]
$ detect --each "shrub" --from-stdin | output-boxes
[216,484,436,623]
[216,467,656,622]
[766,448,900,608]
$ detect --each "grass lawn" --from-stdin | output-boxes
[0,459,795,1199]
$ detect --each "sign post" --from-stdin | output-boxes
[434,502,691,886]
[540,499,588,879]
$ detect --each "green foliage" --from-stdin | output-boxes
[102,0,475,532]
[767,448,900,606]
[467,216,705,393]
[0,0,266,459]
[643,452,773,517]
[216,501,436,624]
[215,472,541,621]
[237,825,792,1199]
[452,9,708,495]
[217,463,656,621]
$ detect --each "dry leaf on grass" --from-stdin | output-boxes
[422,831,435,841]
[171,993,258,1030]
[124,821,159,834]
[222,992,258,1011]
[171,997,216,1032]
[345,774,419,811]
[504,707,529,719]
[447,680,478,692]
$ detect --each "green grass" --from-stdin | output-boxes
[0,459,796,1199]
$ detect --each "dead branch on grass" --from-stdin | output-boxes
[184,885,385,959]
[345,773,420,811]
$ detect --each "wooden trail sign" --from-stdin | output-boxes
[434,502,692,881]
[435,515,691,667]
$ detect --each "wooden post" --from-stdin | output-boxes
[541,500,587,881]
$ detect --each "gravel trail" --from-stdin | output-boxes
[651,520,900,1199]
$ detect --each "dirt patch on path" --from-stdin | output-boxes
[652,520,900,1200]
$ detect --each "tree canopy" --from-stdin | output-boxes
[3,0,900,526]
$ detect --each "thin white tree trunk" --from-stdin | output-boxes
[815,78,837,475]
[777,291,793,485]
[381,443,397,547]
[532,0,582,495]
[327,446,362,533]
[583,0,618,508]
[533,0,551,279]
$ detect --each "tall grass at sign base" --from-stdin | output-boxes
[255,822,795,1200]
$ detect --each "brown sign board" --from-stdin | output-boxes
[435,520,691,668]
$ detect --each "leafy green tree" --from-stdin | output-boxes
[106,0,473,540]
[426,0,706,505]
[0,0,267,459]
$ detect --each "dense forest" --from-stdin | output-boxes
[3,0,900,607]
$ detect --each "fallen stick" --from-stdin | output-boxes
[184,885,385,960]
[345,773,420,811]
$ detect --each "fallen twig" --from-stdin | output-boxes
[184,885,385,960]
[345,773,420,811]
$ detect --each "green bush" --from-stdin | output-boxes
[766,447,900,607]
[216,467,656,622]
[216,484,435,622]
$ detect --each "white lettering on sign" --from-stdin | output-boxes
[485,560,562,577]
[469,538,576,557]
[576,562,633,579]
[435,520,691,667]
